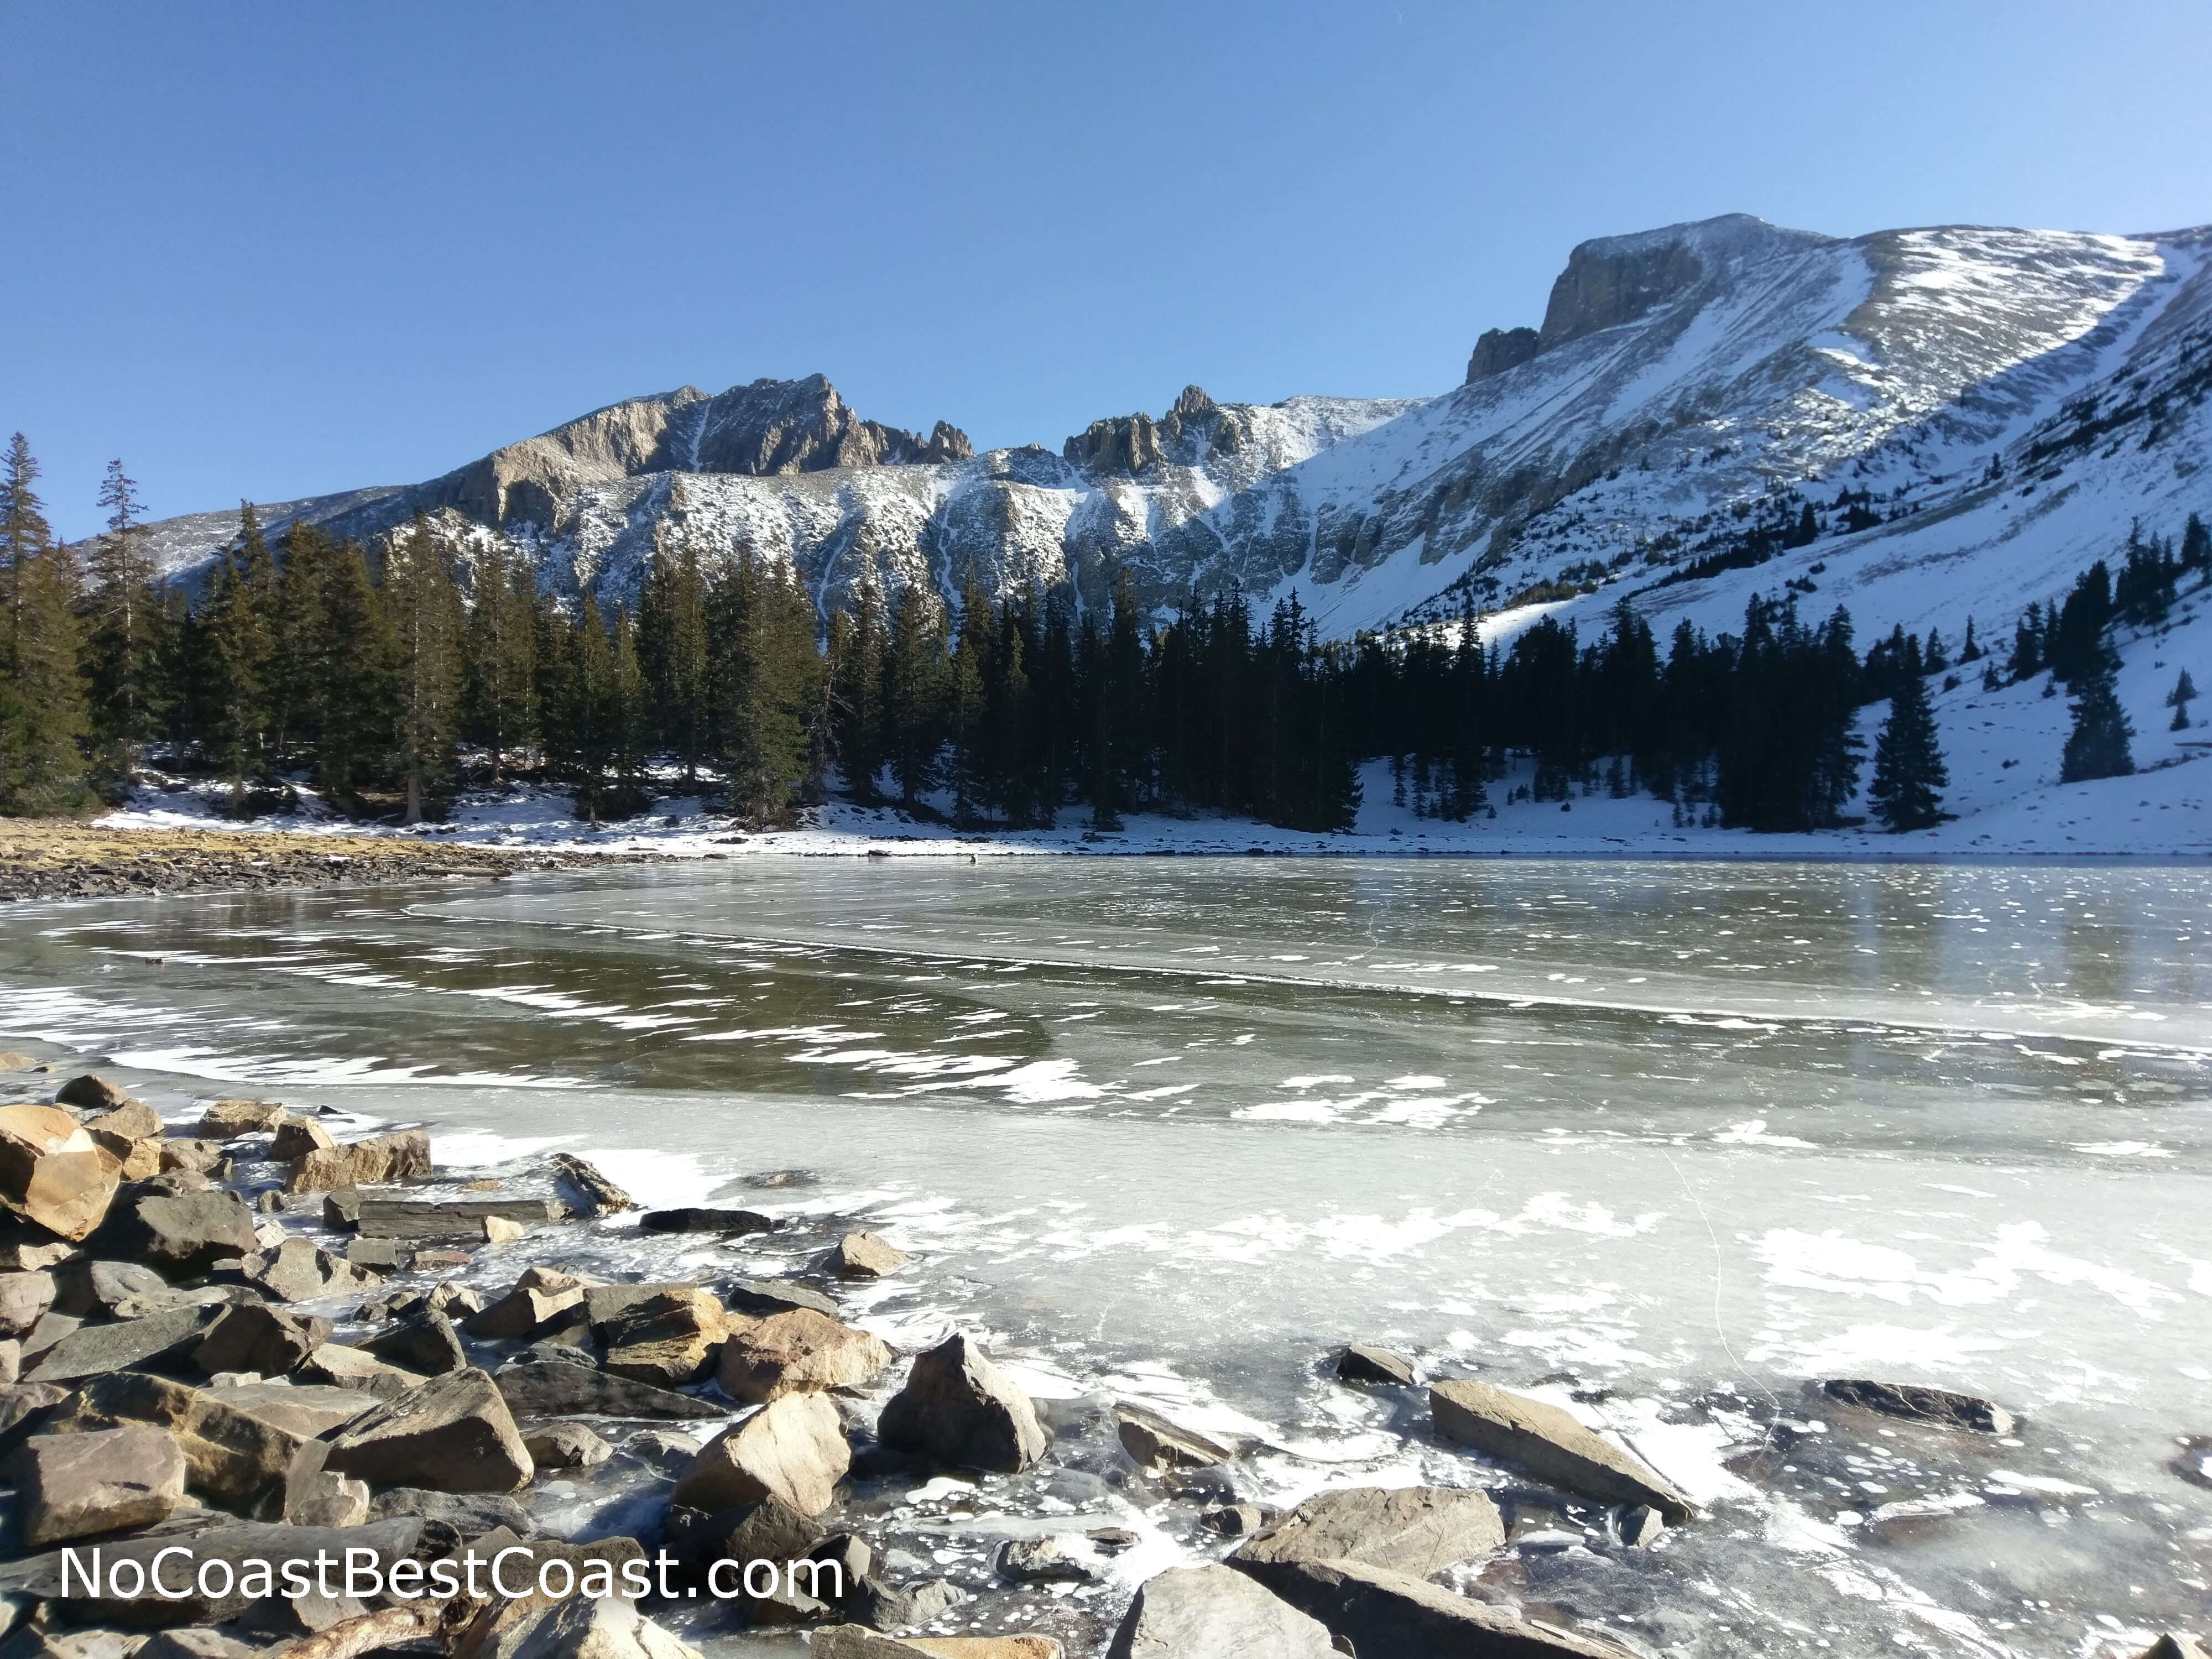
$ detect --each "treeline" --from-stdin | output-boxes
[1,429,2202,835]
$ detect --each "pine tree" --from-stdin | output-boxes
[2059,650,2135,782]
[1867,634,1948,831]
[2183,513,2210,574]
[946,576,992,825]
[721,558,823,825]
[201,503,277,811]
[2167,667,2197,732]
[383,515,466,823]
[314,539,400,808]
[460,540,538,783]
[830,580,889,801]
[82,460,161,775]
[637,533,708,786]
[0,436,88,813]
[608,605,652,813]
[882,582,946,808]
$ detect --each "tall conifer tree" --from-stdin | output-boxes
[0,436,87,813]
[1867,634,1948,831]
[384,515,466,822]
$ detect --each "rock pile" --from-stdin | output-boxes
[0,1065,2192,1659]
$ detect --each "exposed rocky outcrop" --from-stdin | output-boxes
[18,1423,191,1546]
[0,1104,121,1241]
[1107,1564,1337,1659]
[1430,1379,1695,1522]
[670,1391,849,1517]
[1231,1485,1505,1583]
[323,1366,534,1492]
[877,1331,1048,1474]
[1252,1557,1631,1657]
[1818,1379,2015,1434]
[1465,326,1542,383]
[716,1308,892,1404]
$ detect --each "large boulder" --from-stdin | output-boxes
[831,1232,911,1278]
[90,1182,257,1279]
[722,1278,841,1318]
[324,1366,534,1493]
[716,1309,892,1404]
[0,1269,57,1338]
[1244,1557,1630,1657]
[1818,1379,2014,1435]
[466,1267,589,1340]
[1231,1486,1505,1584]
[0,1104,122,1241]
[524,1422,613,1470]
[193,1302,332,1376]
[877,1332,1048,1474]
[55,1076,135,1115]
[242,1236,379,1303]
[638,1207,774,1235]
[284,1467,371,1527]
[25,1302,223,1383]
[503,1594,701,1659]
[1338,1344,1416,1385]
[270,1115,335,1161]
[1107,1564,1337,1659]
[548,1153,633,1218]
[670,1392,849,1517]
[299,1341,422,1398]
[206,1380,377,1438]
[352,1194,552,1239]
[195,1099,284,1138]
[597,1288,731,1388]
[664,1491,821,1568]
[1430,1380,1694,1522]
[18,1423,189,1546]
[83,1101,163,1142]
[1114,1402,1233,1471]
[492,1359,726,1421]
[48,1371,310,1518]
[362,1309,469,1375]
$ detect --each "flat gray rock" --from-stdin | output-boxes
[1818,1379,2014,1435]
[25,1302,222,1383]
[1232,1485,1505,1583]
[493,1358,727,1420]
[1430,1379,1695,1522]
[1245,1557,1631,1658]
[1108,1564,1336,1659]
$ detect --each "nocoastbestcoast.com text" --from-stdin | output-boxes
[59,1546,842,1606]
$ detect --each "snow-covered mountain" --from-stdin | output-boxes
[129,211,2210,664]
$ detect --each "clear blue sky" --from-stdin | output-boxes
[8,1,2210,538]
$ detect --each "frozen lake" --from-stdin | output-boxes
[2,857,2208,1656]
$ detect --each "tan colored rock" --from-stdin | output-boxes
[1114,1401,1233,1470]
[87,1130,162,1181]
[19,1422,187,1545]
[55,1074,137,1115]
[466,1278,587,1340]
[716,1308,893,1404]
[877,1331,1048,1474]
[243,1235,379,1302]
[0,1051,37,1072]
[1430,1379,1694,1522]
[0,1103,122,1241]
[482,1215,526,1243]
[159,1139,222,1175]
[84,1100,163,1141]
[284,1467,371,1527]
[0,1337,19,1383]
[504,1594,702,1659]
[299,1340,422,1397]
[49,1370,310,1518]
[524,1422,612,1469]
[284,1129,433,1193]
[0,1233,75,1271]
[1107,1564,1335,1659]
[194,1302,332,1376]
[599,1287,731,1388]
[271,1115,336,1161]
[1230,1485,1506,1583]
[0,1269,57,1338]
[196,1098,285,1138]
[325,1365,534,1493]
[832,1230,912,1278]
[547,1152,633,1218]
[670,1391,849,1517]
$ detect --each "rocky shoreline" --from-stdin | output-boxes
[0,1058,2198,1659]
[0,826,637,905]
